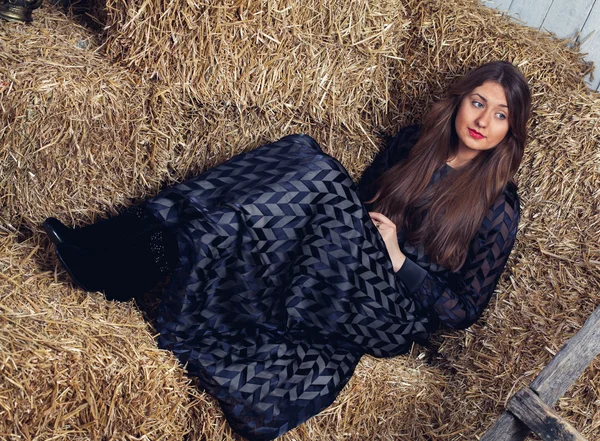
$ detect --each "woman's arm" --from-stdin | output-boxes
[400,187,520,330]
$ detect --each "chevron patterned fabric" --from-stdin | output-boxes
[145,134,430,439]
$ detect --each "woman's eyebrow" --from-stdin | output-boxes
[472,93,508,108]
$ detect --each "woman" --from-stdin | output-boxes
[43,61,530,440]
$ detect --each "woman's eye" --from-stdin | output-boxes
[472,100,484,108]
[496,113,507,120]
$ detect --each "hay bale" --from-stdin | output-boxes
[97,0,415,184]
[0,0,411,225]
[101,0,408,124]
[0,7,182,227]
[0,231,203,439]
[1,0,599,439]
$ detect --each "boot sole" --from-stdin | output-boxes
[42,218,69,246]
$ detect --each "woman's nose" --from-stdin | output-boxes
[476,111,490,128]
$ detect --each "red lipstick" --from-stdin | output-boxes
[468,128,485,139]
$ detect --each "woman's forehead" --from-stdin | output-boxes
[468,82,508,108]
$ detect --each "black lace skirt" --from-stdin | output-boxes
[145,134,429,440]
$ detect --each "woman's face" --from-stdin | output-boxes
[454,81,510,159]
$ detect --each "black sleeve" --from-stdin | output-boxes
[357,124,421,203]
[396,256,428,293]
[399,186,521,330]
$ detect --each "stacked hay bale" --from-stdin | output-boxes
[98,0,414,180]
[0,12,202,440]
[0,232,207,440]
[0,0,598,440]
[0,9,185,227]
[0,8,195,440]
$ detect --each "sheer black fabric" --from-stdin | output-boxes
[358,125,520,330]
[144,135,429,440]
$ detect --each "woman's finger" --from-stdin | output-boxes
[368,213,383,229]
[368,212,392,225]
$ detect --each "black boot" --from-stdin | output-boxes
[43,218,76,246]
[50,243,104,292]
[43,205,179,301]
[44,206,162,251]
[101,225,179,302]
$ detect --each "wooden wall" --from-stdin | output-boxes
[485,0,600,90]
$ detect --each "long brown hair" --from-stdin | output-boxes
[371,61,531,271]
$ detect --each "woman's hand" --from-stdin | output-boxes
[369,212,406,272]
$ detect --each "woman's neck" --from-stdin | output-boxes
[446,156,470,169]
[446,143,480,169]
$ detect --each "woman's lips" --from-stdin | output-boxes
[468,128,485,139]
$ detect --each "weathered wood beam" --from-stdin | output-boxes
[530,306,600,404]
[480,304,600,440]
[479,412,530,441]
[507,388,587,441]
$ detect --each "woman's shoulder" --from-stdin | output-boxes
[500,181,519,208]
[473,183,520,242]
[386,124,421,154]
[487,181,520,227]
[357,124,421,200]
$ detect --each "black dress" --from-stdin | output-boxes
[143,127,520,440]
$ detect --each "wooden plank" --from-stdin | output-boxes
[580,0,600,89]
[481,0,600,90]
[541,0,597,40]
[508,0,553,28]
[479,412,531,441]
[530,305,600,404]
[480,304,600,440]
[507,388,588,441]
